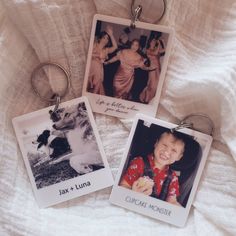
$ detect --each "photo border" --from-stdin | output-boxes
[82,14,174,119]
[109,114,213,227]
[12,96,114,208]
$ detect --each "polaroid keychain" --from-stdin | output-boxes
[82,0,173,119]
[12,62,113,208]
[110,113,214,227]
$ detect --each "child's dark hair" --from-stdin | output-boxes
[97,31,112,47]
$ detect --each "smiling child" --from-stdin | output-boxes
[120,130,186,206]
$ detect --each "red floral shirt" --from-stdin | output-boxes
[122,155,180,199]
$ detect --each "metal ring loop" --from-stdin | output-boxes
[31,62,70,103]
[182,113,215,136]
[171,113,215,136]
[131,0,166,25]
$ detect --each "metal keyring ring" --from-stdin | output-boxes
[171,113,215,136]
[131,0,166,24]
[181,113,215,136]
[31,62,70,103]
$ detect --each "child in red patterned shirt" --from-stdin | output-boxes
[120,131,186,206]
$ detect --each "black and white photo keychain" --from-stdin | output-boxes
[110,113,213,227]
[12,62,113,208]
[82,0,173,119]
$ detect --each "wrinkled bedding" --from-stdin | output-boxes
[0,0,236,235]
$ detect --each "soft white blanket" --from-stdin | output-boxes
[0,0,236,235]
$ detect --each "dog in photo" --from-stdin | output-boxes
[51,103,104,174]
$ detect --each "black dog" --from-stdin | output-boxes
[35,130,71,159]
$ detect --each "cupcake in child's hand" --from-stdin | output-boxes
[132,176,154,196]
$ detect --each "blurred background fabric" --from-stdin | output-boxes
[0,0,236,235]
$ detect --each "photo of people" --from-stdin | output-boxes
[14,101,104,189]
[119,119,202,207]
[83,15,173,118]
[87,19,168,104]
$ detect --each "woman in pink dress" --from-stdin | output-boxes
[88,26,117,95]
[105,39,147,100]
[139,37,165,103]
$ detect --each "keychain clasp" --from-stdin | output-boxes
[130,5,142,29]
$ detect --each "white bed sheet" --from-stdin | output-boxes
[0,0,236,235]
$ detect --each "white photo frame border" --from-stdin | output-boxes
[12,96,114,208]
[82,14,174,119]
[109,114,213,227]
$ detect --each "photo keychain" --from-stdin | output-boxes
[82,0,173,119]
[12,62,113,208]
[109,113,214,227]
